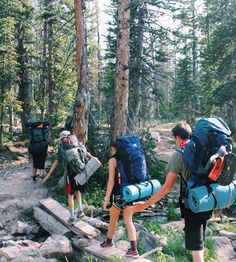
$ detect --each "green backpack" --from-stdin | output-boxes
[60,134,88,174]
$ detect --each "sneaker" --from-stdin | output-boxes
[100,240,114,248]
[126,249,139,258]
[77,211,85,218]
[67,215,76,225]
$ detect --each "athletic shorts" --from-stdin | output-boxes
[66,173,84,195]
[183,208,212,251]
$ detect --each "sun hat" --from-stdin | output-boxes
[59,130,70,141]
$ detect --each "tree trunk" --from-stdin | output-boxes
[73,0,90,143]
[17,24,32,133]
[112,0,130,140]
[48,0,56,126]
[40,15,48,119]
[129,0,145,132]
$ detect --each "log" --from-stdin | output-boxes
[141,246,162,258]
[33,207,72,238]
[80,216,108,231]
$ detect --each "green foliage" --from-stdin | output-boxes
[204,238,217,262]
[167,203,181,221]
[162,234,191,261]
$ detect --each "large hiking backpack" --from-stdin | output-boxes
[60,134,87,174]
[182,117,234,188]
[27,121,50,143]
[115,135,148,198]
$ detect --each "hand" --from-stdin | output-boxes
[132,201,146,212]
[103,199,108,211]
[42,175,48,183]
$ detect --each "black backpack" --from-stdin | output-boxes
[27,121,50,143]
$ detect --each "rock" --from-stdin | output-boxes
[210,236,236,261]
[11,221,34,235]
[150,132,161,142]
[114,225,126,241]
[137,230,160,252]
[162,220,185,232]
[115,240,129,251]
[40,234,73,259]
[219,230,236,240]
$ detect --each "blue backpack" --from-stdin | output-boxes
[115,136,148,197]
[182,117,233,187]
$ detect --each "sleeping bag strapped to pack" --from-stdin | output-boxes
[182,117,234,188]
[26,120,50,143]
[60,134,88,174]
[115,135,148,200]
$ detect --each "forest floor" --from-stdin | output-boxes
[0,122,176,238]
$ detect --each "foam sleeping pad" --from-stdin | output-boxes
[186,181,236,213]
[122,179,161,202]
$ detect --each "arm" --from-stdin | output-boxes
[133,172,177,212]
[43,159,59,183]
[103,158,116,210]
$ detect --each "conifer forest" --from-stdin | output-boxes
[0,0,235,146]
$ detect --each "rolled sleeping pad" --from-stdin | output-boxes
[186,181,236,213]
[122,179,161,202]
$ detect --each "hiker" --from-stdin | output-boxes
[100,141,139,258]
[27,121,49,181]
[43,130,92,223]
[130,121,212,262]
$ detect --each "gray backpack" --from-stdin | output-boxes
[60,135,87,174]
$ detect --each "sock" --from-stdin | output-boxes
[77,197,83,212]
[106,238,112,244]
[130,241,137,251]
[70,208,75,218]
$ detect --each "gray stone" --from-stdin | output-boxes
[40,234,73,259]
[210,236,236,261]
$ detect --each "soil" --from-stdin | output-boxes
[0,141,49,235]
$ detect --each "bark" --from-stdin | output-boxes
[17,24,32,133]
[129,0,145,132]
[40,15,48,119]
[112,0,130,140]
[73,0,90,143]
[48,0,56,126]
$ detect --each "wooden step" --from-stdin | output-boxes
[40,198,100,239]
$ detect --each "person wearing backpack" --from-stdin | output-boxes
[27,121,49,181]
[100,141,139,258]
[43,130,92,223]
[130,121,212,262]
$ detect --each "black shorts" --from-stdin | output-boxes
[183,208,212,251]
[29,141,48,169]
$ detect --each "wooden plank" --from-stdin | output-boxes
[40,198,100,239]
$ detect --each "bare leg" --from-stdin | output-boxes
[192,250,204,262]
[107,206,120,239]
[123,206,136,241]
[32,167,37,181]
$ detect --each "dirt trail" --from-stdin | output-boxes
[0,155,49,234]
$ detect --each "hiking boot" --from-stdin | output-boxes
[100,240,114,248]
[125,249,139,258]
[32,176,37,182]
